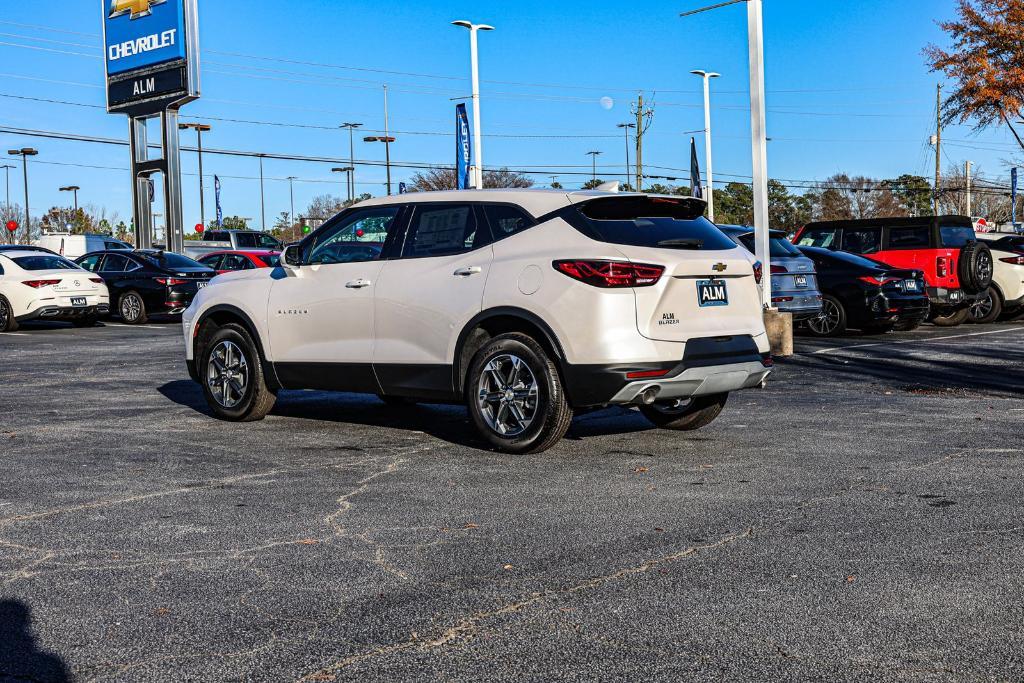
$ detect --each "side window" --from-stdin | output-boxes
[124,258,142,272]
[483,204,535,240]
[101,254,129,272]
[78,254,102,272]
[888,226,930,249]
[257,233,281,249]
[842,227,882,255]
[308,207,399,265]
[797,228,839,249]
[199,255,222,270]
[223,254,250,271]
[234,233,258,248]
[403,205,487,259]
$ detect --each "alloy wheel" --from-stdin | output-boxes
[477,353,539,437]
[121,294,141,322]
[808,299,841,335]
[977,252,993,286]
[0,299,9,329]
[207,340,249,409]
[969,291,994,320]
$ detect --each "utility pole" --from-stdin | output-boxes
[617,123,635,189]
[965,160,973,217]
[258,155,266,232]
[934,84,942,216]
[586,151,603,183]
[287,176,297,227]
[635,93,644,192]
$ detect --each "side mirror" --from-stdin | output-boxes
[282,244,303,268]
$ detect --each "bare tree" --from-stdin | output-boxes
[409,167,534,192]
[939,163,1012,220]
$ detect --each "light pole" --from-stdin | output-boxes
[452,20,495,190]
[586,151,603,183]
[690,70,720,222]
[1,164,12,245]
[286,176,298,227]
[332,167,355,202]
[340,123,363,201]
[178,122,212,229]
[59,185,80,213]
[258,154,267,232]
[364,136,397,195]
[7,148,37,244]
[616,123,636,189]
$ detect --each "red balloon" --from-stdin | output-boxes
[195,223,205,234]
[355,228,365,238]
[5,220,17,233]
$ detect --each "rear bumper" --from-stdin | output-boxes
[771,292,822,320]
[561,334,773,408]
[926,287,973,311]
[16,303,110,322]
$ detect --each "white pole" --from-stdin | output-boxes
[702,74,716,222]
[748,0,771,305]
[965,160,972,217]
[469,28,484,190]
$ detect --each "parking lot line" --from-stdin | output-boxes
[811,326,1024,355]
[104,324,177,330]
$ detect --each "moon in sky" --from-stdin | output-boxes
[599,96,614,110]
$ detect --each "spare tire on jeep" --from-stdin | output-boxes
[958,241,994,294]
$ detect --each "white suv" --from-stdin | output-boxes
[183,190,772,453]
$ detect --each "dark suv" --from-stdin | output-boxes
[793,216,993,326]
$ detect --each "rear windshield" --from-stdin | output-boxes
[570,197,736,251]
[739,234,802,258]
[989,235,1024,252]
[13,255,80,271]
[260,254,281,267]
[235,232,282,249]
[811,249,885,270]
[138,252,208,270]
[940,225,977,248]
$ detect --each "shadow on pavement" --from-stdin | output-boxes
[0,600,70,683]
[158,380,656,448]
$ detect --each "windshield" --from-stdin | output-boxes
[138,252,209,270]
[569,197,736,251]
[940,225,976,248]
[13,255,81,271]
[260,254,281,267]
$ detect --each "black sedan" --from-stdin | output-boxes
[798,246,930,336]
[76,250,215,324]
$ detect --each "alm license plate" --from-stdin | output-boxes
[197,281,208,289]
[904,280,919,291]
[70,297,87,307]
[697,279,729,307]
[795,275,808,288]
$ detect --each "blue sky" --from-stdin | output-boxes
[0,0,1019,232]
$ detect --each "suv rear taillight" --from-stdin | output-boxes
[936,256,950,278]
[553,260,664,288]
[770,265,788,274]
[1000,255,1024,266]
[89,278,103,284]
[156,278,189,286]
[21,280,60,288]
[858,275,900,287]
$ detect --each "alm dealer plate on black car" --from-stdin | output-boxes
[697,279,729,307]
[70,297,87,307]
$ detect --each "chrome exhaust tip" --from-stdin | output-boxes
[638,387,660,405]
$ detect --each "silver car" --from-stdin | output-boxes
[719,225,823,320]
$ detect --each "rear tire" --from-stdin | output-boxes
[967,286,1002,324]
[466,332,573,454]
[199,323,277,422]
[958,241,994,294]
[640,393,728,431]
[119,291,148,324]
[0,296,18,332]
[931,308,969,327]
[805,295,847,337]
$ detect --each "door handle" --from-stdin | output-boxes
[453,266,482,277]
[345,279,373,289]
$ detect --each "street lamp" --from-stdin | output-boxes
[690,70,720,222]
[178,122,212,229]
[586,151,603,183]
[339,123,363,202]
[286,176,298,227]
[332,167,355,201]
[452,19,495,190]
[616,123,636,189]
[364,136,397,196]
[59,185,80,213]
[7,148,38,244]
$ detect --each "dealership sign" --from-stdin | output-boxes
[103,0,200,114]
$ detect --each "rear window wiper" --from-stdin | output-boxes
[656,238,703,249]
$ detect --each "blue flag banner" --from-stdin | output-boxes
[1012,168,1019,232]
[455,103,472,190]
[690,137,703,200]
[214,175,223,227]
[399,182,408,195]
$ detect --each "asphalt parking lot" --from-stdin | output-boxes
[1,319,1023,682]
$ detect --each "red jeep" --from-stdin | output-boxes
[793,216,994,326]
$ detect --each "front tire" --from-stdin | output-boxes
[466,333,573,454]
[805,295,847,337]
[967,286,1002,324]
[0,296,18,332]
[200,323,276,422]
[119,291,148,324]
[640,393,728,431]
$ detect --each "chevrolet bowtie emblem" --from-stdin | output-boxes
[712,263,728,273]
[109,0,166,20]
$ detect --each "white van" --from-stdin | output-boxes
[33,233,133,259]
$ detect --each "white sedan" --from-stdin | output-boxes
[972,234,1024,323]
[0,249,110,332]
